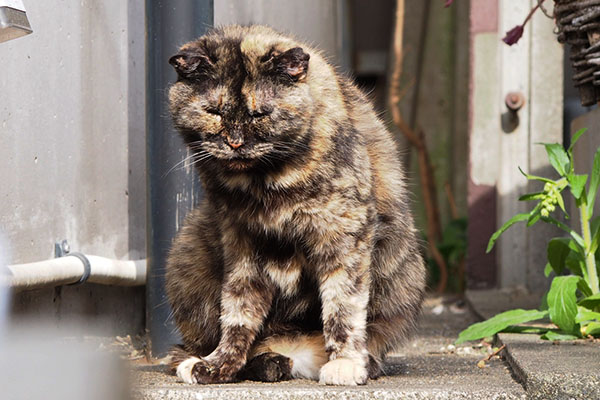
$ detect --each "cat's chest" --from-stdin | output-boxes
[250,229,306,297]
[263,257,304,297]
[249,205,297,232]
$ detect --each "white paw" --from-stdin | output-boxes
[318,358,367,386]
[176,357,201,384]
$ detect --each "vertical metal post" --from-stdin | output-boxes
[146,0,213,357]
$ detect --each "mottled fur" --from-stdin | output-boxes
[165,25,426,386]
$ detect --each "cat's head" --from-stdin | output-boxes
[168,26,315,173]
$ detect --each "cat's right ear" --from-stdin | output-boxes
[169,51,211,78]
[264,47,310,82]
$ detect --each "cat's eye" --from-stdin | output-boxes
[249,109,272,119]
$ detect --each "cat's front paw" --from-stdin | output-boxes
[319,358,368,386]
[176,357,202,384]
[176,356,233,384]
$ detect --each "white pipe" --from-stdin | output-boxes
[2,256,146,290]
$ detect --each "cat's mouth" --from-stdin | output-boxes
[224,156,258,171]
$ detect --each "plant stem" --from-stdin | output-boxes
[580,200,600,294]
[523,1,545,26]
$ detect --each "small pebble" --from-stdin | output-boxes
[431,304,445,315]
[457,346,475,355]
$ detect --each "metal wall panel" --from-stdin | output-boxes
[145,0,214,357]
[0,0,146,334]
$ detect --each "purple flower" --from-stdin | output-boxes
[444,0,454,7]
[502,25,524,46]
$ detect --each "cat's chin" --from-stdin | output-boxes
[224,158,257,171]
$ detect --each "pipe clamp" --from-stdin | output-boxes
[66,253,92,285]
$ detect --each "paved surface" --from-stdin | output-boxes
[132,297,526,399]
[499,333,600,400]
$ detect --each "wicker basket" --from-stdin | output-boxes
[555,0,600,105]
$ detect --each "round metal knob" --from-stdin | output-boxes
[505,92,525,112]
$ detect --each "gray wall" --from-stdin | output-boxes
[0,0,146,334]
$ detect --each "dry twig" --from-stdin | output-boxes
[476,344,506,368]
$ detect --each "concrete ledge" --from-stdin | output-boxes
[499,333,600,400]
[466,289,600,400]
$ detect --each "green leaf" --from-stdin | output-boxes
[486,213,530,253]
[575,306,600,323]
[455,309,548,344]
[578,293,600,308]
[541,331,579,341]
[546,238,572,276]
[502,325,549,334]
[591,217,600,256]
[556,192,568,217]
[541,216,585,248]
[592,217,600,236]
[544,143,570,177]
[547,276,580,334]
[526,203,543,228]
[518,167,555,184]
[584,321,600,336]
[527,210,541,227]
[568,173,588,200]
[566,252,586,277]
[519,192,545,201]
[587,147,600,215]
[544,263,553,278]
[577,279,593,298]
[568,128,587,153]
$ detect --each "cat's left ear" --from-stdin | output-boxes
[271,47,310,82]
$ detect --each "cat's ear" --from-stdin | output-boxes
[169,51,211,78]
[270,47,310,82]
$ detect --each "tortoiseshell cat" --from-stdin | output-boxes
[166,25,426,386]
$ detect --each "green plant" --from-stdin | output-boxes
[457,129,600,344]
[426,217,467,293]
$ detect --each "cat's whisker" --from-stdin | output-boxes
[164,149,216,175]
[272,141,312,155]
[190,156,213,167]
[162,153,200,178]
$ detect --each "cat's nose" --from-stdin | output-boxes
[226,136,244,149]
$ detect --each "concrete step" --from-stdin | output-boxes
[499,333,600,400]
[468,289,600,400]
